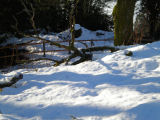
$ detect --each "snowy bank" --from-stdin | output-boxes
[0,41,160,120]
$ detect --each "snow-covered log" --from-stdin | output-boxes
[0,73,23,88]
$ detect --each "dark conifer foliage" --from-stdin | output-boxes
[0,0,70,33]
[33,0,70,32]
[0,0,112,34]
[76,0,113,31]
[0,0,30,33]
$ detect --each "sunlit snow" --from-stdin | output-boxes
[1,38,160,120]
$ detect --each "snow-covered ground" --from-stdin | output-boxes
[1,1,160,119]
[1,38,160,120]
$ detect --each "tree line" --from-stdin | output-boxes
[0,0,159,44]
[0,0,112,35]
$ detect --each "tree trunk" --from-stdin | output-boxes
[69,0,80,50]
[113,0,136,46]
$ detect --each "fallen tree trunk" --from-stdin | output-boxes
[81,46,119,53]
[54,46,118,66]
[0,73,23,88]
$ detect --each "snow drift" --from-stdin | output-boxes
[0,41,160,120]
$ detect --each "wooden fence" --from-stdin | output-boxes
[0,38,113,59]
[0,38,114,69]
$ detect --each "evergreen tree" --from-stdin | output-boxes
[76,0,112,31]
[0,0,113,34]
[34,0,70,32]
[0,0,30,33]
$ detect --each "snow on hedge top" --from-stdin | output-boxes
[56,24,114,41]
[75,24,114,40]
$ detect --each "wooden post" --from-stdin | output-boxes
[69,0,79,53]
[43,41,46,57]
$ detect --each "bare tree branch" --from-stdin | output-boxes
[20,0,37,34]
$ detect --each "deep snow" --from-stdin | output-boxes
[1,40,160,120]
[1,1,160,119]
